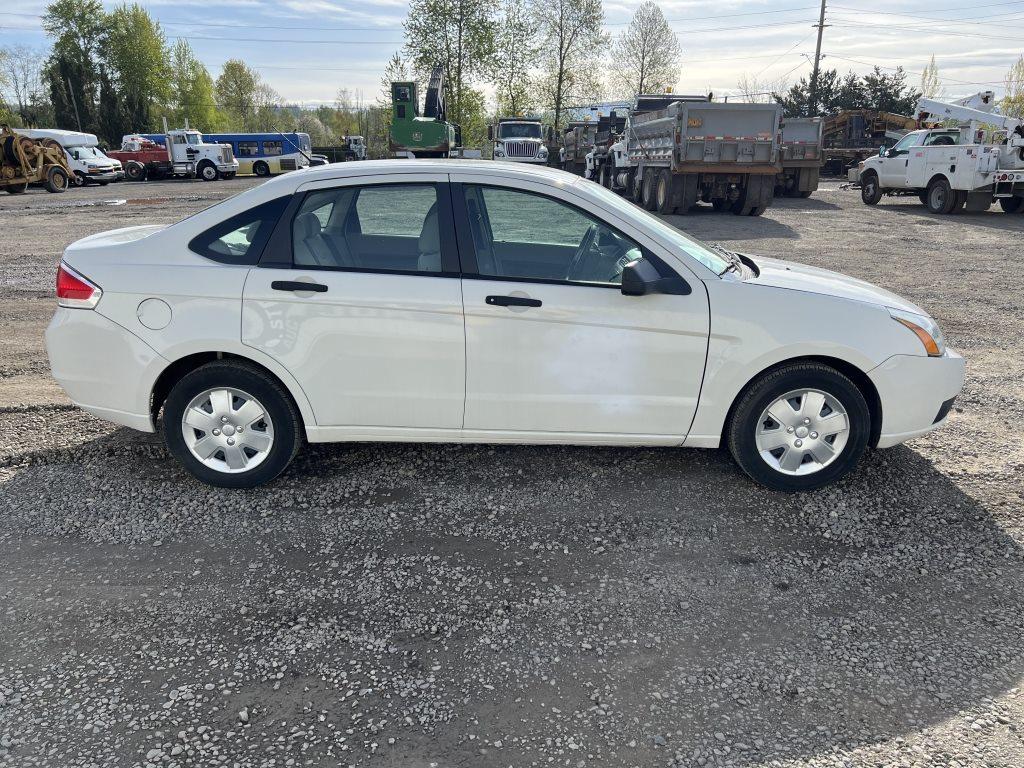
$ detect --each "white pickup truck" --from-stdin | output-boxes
[858,92,1024,214]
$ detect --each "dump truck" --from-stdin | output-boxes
[488,117,548,164]
[821,110,916,176]
[558,120,598,175]
[858,91,1024,214]
[1,125,72,194]
[775,117,822,197]
[615,95,783,215]
[389,66,460,158]
[586,112,628,186]
[108,127,237,181]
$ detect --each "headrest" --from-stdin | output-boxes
[418,202,440,253]
[294,212,321,240]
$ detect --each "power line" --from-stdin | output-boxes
[830,19,1024,42]
[823,54,1010,86]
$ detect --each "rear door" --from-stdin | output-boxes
[450,176,710,439]
[242,173,466,431]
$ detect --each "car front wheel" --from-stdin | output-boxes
[163,361,301,488]
[860,172,882,205]
[727,362,871,491]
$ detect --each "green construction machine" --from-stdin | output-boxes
[389,65,460,158]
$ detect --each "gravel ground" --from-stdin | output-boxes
[1,176,1023,768]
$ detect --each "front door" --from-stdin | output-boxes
[879,131,925,187]
[242,176,466,430]
[451,179,709,439]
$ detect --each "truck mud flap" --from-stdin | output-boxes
[735,175,775,215]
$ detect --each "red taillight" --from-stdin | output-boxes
[56,263,101,309]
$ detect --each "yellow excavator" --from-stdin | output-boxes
[1,124,73,194]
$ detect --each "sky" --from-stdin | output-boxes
[0,0,1020,109]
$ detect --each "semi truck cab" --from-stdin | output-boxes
[490,118,548,164]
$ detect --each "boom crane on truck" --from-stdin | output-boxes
[858,91,1024,214]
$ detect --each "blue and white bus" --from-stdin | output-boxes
[140,131,312,176]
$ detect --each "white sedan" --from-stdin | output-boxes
[46,160,964,491]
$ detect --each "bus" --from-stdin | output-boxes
[141,131,312,176]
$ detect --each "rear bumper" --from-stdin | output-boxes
[869,350,966,448]
[45,308,165,433]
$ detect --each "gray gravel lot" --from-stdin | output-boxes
[1,177,1023,767]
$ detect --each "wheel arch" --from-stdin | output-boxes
[925,172,950,190]
[150,350,314,431]
[722,354,883,449]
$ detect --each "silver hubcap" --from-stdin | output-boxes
[755,389,850,476]
[181,387,274,474]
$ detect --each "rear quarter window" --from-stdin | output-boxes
[188,196,290,265]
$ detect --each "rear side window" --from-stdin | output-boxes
[189,196,290,265]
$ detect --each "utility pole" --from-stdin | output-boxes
[808,0,828,117]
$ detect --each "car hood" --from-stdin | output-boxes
[747,255,927,316]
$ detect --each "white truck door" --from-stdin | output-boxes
[880,131,925,187]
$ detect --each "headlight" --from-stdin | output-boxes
[494,148,505,158]
[889,308,945,357]
[538,147,548,159]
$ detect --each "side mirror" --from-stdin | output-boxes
[879,146,888,157]
[487,125,494,142]
[621,258,690,296]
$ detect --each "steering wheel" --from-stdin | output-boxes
[566,224,599,282]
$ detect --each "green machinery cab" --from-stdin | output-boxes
[388,66,460,158]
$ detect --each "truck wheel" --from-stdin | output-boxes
[73,172,87,187]
[798,190,813,198]
[125,162,147,182]
[45,166,69,193]
[860,172,882,205]
[925,178,955,214]
[948,190,967,214]
[655,170,675,214]
[712,198,730,212]
[198,162,219,182]
[999,197,1024,213]
[641,170,658,211]
[253,161,270,177]
[630,170,643,203]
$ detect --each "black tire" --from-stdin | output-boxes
[655,169,675,214]
[949,189,967,213]
[45,166,69,193]
[918,190,928,205]
[5,182,28,194]
[126,162,147,182]
[726,362,871,492]
[999,196,1024,213]
[925,177,955,214]
[163,361,302,489]
[97,180,109,186]
[712,198,730,212]
[860,171,882,205]
[641,170,658,211]
[253,161,271,177]
[198,161,219,182]
[630,169,644,203]
[73,172,87,187]
[746,206,766,216]
[798,190,813,198]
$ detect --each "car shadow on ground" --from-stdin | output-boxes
[1,430,1021,766]
[877,202,1024,233]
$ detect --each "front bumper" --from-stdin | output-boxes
[217,163,238,173]
[869,350,966,448]
[86,170,120,182]
[46,308,166,432]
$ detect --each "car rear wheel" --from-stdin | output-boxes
[253,161,271,177]
[163,361,301,488]
[925,178,955,214]
[727,362,871,491]
[999,196,1024,213]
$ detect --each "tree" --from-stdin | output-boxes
[489,0,538,116]
[1,45,51,126]
[1003,55,1024,120]
[215,59,280,131]
[920,55,942,100]
[535,0,606,130]
[772,67,915,117]
[403,0,494,126]
[102,3,171,141]
[735,73,790,104]
[862,66,919,114]
[609,2,680,99]
[168,40,219,130]
[42,0,107,132]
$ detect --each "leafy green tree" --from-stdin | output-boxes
[609,1,681,99]
[42,0,106,132]
[1001,55,1024,120]
[535,0,606,130]
[920,55,941,99]
[403,0,494,126]
[168,40,220,130]
[489,0,538,116]
[862,66,920,114]
[215,59,280,131]
[774,67,915,116]
[102,3,171,140]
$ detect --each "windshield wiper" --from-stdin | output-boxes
[710,243,744,276]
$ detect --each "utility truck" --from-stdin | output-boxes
[389,66,460,158]
[611,94,783,216]
[19,129,122,186]
[858,91,1024,214]
[107,125,237,182]
[775,117,822,197]
[488,117,548,164]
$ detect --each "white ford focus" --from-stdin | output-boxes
[46,161,964,491]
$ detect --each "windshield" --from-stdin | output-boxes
[69,146,104,158]
[499,123,542,140]
[186,132,202,145]
[584,183,732,275]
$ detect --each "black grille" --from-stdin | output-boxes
[933,397,956,424]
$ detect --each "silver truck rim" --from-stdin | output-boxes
[202,165,217,180]
[754,388,850,476]
[929,184,946,210]
[181,387,274,474]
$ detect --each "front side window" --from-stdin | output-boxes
[237,141,259,157]
[890,132,925,154]
[189,197,289,265]
[292,183,444,273]
[462,185,642,286]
